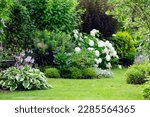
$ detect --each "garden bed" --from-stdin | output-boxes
[0,69,143,100]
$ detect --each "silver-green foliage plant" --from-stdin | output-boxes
[0,66,52,91]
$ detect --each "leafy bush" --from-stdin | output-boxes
[125,64,147,84]
[67,67,83,79]
[82,68,97,79]
[112,32,136,66]
[0,66,51,91]
[23,0,81,32]
[44,68,60,78]
[5,1,34,50]
[0,0,13,34]
[69,50,96,69]
[79,0,118,38]
[33,30,74,66]
[142,81,150,100]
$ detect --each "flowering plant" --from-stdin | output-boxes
[73,29,119,76]
[14,49,34,69]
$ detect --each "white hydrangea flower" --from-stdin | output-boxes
[79,37,83,41]
[94,58,99,64]
[98,40,105,47]
[88,47,94,51]
[107,43,113,48]
[116,55,119,59]
[106,54,111,61]
[90,29,99,37]
[95,50,100,57]
[74,33,78,39]
[73,29,78,34]
[94,64,98,68]
[112,51,117,57]
[89,40,94,46]
[75,47,81,53]
[78,43,81,46]
[102,48,109,54]
[110,47,115,52]
[105,40,110,45]
[98,58,102,63]
[106,62,112,68]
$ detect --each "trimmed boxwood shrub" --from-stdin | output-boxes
[125,64,148,84]
[112,31,136,66]
[67,67,83,79]
[82,67,97,79]
[44,68,60,78]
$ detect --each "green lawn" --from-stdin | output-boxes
[0,68,143,100]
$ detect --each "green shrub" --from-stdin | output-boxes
[5,1,34,50]
[82,68,97,79]
[44,68,60,78]
[142,81,150,99]
[69,50,96,69]
[125,64,147,84]
[112,31,136,66]
[33,30,75,66]
[0,66,51,91]
[67,67,83,79]
[79,0,118,38]
[23,0,81,32]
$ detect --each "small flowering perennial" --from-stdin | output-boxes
[14,49,35,69]
[73,29,119,77]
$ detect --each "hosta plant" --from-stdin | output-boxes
[0,66,52,91]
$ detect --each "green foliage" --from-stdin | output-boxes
[79,0,118,38]
[67,67,83,79]
[54,52,70,76]
[33,30,74,65]
[69,50,95,69]
[107,0,150,59]
[0,0,13,45]
[5,1,34,50]
[82,67,97,79]
[44,68,60,78]
[23,0,81,32]
[125,64,148,85]
[112,32,136,66]
[142,81,150,100]
[0,66,51,91]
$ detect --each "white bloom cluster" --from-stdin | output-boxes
[95,58,102,64]
[73,29,119,77]
[75,47,81,53]
[90,29,99,37]
[88,47,94,51]
[95,50,100,57]
[96,68,112,78]
[73,29,79,39]
[89,40,94,46]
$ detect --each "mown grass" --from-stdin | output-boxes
[0,68,143,100]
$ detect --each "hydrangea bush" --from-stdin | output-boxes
[73,29,119,77]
